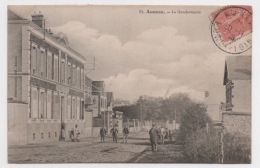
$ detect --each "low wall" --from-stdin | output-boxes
[222,112,251,138]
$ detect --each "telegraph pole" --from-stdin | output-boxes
[140,96,143,127]
[174,109,176,132]
[219,124,224,163]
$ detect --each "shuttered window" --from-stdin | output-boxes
[31,88,38,119]
[47,53,52,80]
[31,46,37,74]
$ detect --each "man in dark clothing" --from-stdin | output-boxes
[110,126,119,143]
[122,125,130,143]
[149,124,159,151]
[99,126,106,142]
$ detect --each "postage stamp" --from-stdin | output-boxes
[210,6,252,54]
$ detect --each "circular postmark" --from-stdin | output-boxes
[210,6,252,54]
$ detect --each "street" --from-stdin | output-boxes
[8,131,183,163]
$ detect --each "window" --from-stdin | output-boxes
[47,52,52,80]
[61,61,65,84]
[48,132,50,138]
[72,98,76,119]
[55,132,57,137]
[67,64,71,85]
[70,65,73,86]
[40,50,46,77]
[40,92,45,119]
[54,55,58,81]
[41,133,43,139]
[31,46,37,74]
[33,133,35,140]
[67,96,71,119]
[31,87,38,119]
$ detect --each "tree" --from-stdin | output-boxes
[178,101,211,141]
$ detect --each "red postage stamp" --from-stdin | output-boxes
[210,6,252,54]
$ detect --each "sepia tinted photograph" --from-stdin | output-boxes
[7,5,252,163]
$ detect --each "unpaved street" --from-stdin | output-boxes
[8,131,183,163]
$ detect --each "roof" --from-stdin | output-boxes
[106,92,114,107]
[223,56,251,85]
[114,99,131,106]
[8,9,86,62]
[52,33,69,45]
[8,9,28,20]
[92,81,105,93]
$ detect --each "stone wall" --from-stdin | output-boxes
[222,112,251,138]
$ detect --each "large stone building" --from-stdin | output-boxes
[222,56,251,138]
[8,9,93,145]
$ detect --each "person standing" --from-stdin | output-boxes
[122,125,129,143]
[168,129,172,142]
[110,125,119,143]
[160,126,165,144]
[74,124,80,142]
[99,126,106,142]
[149,124,159,151]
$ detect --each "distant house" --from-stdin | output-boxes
[222,55,251,138]
[106,92,114,111]
[91,81,107,117]
[114,98,131,107]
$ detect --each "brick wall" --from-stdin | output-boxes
[222,112,251,138]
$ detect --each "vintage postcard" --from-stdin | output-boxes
[7,5,252,163]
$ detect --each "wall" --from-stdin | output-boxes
[232,80,251,113]
[8,103,28,145]
[91,95,99,117]
[92,127,101,137]
[222,112,251,138]
[8,23,30,103]
[27,122,60,144]
[84,112,93,137]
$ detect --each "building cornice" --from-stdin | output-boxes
[28,22,86,63]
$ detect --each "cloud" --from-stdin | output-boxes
[51,22,225,102]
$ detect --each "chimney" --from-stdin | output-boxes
[31,11,44,28]
[49,29,53,35]
[205,91,209,99]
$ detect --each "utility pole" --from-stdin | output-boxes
[174,109,176,132]
[140,96,143,128]
[219,124,224,163]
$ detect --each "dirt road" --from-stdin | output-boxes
[8,131,183,163]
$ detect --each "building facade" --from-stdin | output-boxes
[8,10,92,144]
[222,56,251,138]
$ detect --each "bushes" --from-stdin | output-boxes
[181,128,251,163]
[182,129,219,163]
[223,133,251,163]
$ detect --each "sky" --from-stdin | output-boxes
[9,5,251,107]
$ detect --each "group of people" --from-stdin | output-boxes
[149,124,172,151]
[99,125,130,143]
[69,123,172,152]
